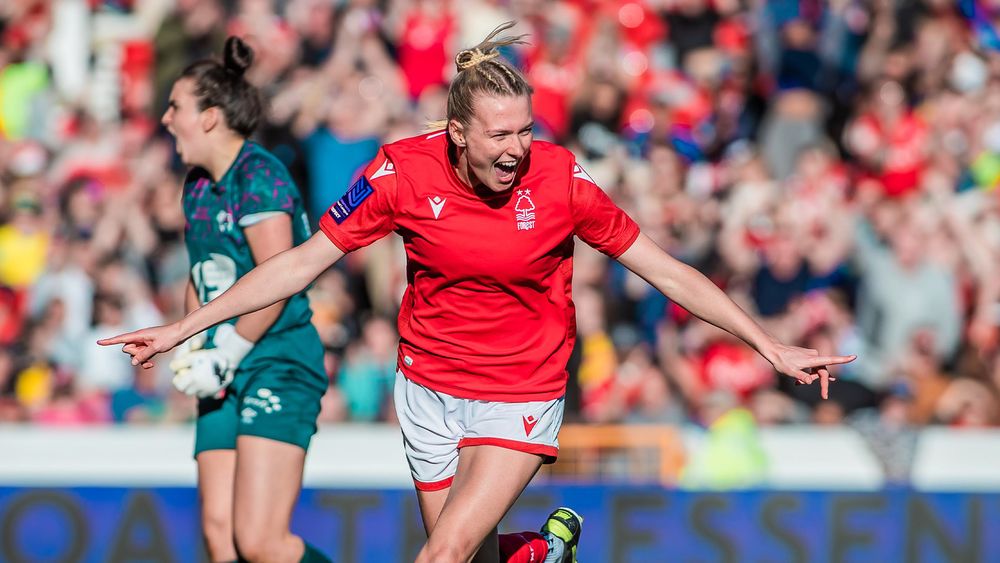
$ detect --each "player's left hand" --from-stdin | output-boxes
[167,324,252,398]
[169,349,235,398]
[765,343,856,400]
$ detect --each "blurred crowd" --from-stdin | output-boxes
[2,0,1000,480]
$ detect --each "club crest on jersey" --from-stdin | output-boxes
[216,209,234,233]
[328,176,374,224]
[515,189,536,231]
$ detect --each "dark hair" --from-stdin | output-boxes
[179,36,262,137]
[446,21,532,126]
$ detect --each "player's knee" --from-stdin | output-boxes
[233,526,283,562]
[200,508,232,553]
[417,539,469,563]
[233,532,268,562]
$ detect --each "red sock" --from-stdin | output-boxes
[498,531,549,563]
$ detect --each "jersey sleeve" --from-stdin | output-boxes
[569,160,640,258]
[233,155,298,224]
[318,147,397,253]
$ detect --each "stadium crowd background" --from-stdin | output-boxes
[0,0,998,485]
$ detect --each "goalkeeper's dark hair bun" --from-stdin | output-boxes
[223,36,254,77]
[178,36,262,137]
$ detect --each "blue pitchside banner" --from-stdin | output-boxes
[1,486,998,562]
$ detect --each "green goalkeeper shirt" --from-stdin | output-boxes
[182,141,314,337]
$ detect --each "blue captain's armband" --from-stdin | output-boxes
[328,176,374,224]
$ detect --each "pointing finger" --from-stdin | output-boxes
[802,355,857,368]
[97,333,139,346]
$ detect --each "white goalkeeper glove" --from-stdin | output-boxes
[173,331,207,360]
[169,324,254,398]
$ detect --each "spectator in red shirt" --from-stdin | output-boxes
[391,0,455,100]
[845,79,929,198]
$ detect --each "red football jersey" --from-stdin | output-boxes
[319,131,640,401]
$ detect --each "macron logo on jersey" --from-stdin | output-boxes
[328,176,374,224]
[573,164,596,184]
[427,196,446,219]
[371,159,395,180]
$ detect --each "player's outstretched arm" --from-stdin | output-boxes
[98,232,345,366]
[616,233,855,399]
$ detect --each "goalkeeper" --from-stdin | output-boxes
[159,36,329,563]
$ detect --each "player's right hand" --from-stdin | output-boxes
[97,323,187,368]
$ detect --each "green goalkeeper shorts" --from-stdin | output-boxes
[193,322,327,455]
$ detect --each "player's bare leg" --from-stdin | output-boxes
[414,445,544,563]
[417,488,510,563]
[231,436,311,562]
[416,487,450,534]
[197,450,238,562]
[419,486,511,561]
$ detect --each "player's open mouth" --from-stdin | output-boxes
[494,160,518,184]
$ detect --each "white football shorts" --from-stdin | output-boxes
[394,370,565,491]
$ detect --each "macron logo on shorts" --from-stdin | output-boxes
[522,415,539,437]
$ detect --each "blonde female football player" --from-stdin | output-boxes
[103,23,854,563]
